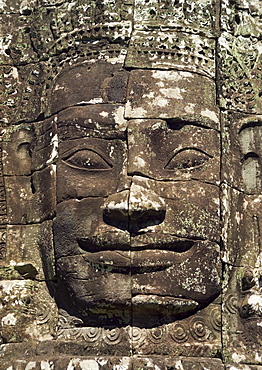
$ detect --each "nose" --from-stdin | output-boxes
[103,182,166,234]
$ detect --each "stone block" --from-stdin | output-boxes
[222,185,262,267]
[218,32,262,113]
[126,31,216,78]
[5,221,54,280]
[2,125,35,176]
[133,0,219,36]
[5,166,56,224]
[125,70,219,127]
[0,281,57,344]
[221,112,262,193]
[0,63,47,125]
[50,62,129,114]
[223,266,262,365]
[56,104,127,141]
[133,357,224,369]
[127,119,220,183]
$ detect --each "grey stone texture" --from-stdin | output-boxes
[0,0,261,368]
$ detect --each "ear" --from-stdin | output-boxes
[2,124,35,176]
[239,124,262,194]
[2,122,56,225]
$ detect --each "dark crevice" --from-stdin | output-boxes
[190,178,220,187]
[58,135,127,144]
[238,120,262,134]
[4,165,50,177]
[166,118,220,132]
[219,106,262,116]
[126,126,133,340]
[4,215,56,226]
[57,189,132,205]
[29,33,39,55]
[221,180,247,194]
[124,63,216,81]
[35,112,45,122]
[51,101,127,118]
[222,259,248,269]
[42,2,66,7]
[30,176,36,194]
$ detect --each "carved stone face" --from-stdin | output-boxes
[52,62,221,326]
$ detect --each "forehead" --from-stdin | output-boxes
[53,63,219,132]
[125,70,219,129]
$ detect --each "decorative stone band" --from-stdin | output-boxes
[57,305,221,357]
[43,24,216,78]
[125,30,216,78]
[44,22,133,61]
[218,32,262,114]
[2,16,262,125]
[1,356,225,369]
[133,0,218,37]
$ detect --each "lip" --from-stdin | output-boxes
[132,294,199,313]
[78,232,195,253]
[79,233,196,274]
[82,249,183,273]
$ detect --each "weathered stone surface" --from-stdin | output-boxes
[225,365,262,370]
[222,185,262,267]
[131,302,221,356]
[125,31,216,78]
[0,353,133,369]
[133,357,224,369]
[4,221,54,280]
[1,0,262,366]
[221,0,262,37]
[133,0,219,34]
[49,63,223,359]
[218,0,262,113]
[0,63,48,125]
[218,33,262,113]
[2,124,35,176]
[127,119,220,183]
[56,104,127,141]
[50,62,130,114]
[125,70,220,126]
[0,355,225,369]
[222,112,262,193]
[0,281,57,344]
[223,266,262,365]
[0,0,37,14]
[2,119,56,224]
[0,13,36,66]
[5,166,56,224]
[2,119,57,173]
[56,108,128,201]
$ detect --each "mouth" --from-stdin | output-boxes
[78,232,195,252]
[132,294,199,316]
[78,233,196,274]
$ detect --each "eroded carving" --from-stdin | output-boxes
[0,0,262,368]
[50,63,221,334]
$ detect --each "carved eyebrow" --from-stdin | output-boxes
[243,152,259,160]
[239,120,262,134]
[61,146,112,165]
[165,118,218,131]
[166,147,213,161]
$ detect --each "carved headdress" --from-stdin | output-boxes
[1,0,261,125]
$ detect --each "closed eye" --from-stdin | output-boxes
[165,148,212,171]
[62,149,112,170]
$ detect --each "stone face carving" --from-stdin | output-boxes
[52,62,221,330]
[0,0,262,368]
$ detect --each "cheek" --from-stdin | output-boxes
[53,198,105,258]
[152,181,220,242]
